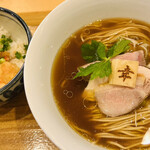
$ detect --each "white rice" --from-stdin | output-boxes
[0,26,10,37]
[0,26,27,68]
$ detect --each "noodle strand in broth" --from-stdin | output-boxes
[78,18,150,149]
[52,18,150,150]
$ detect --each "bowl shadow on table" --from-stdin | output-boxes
[0,89,31,120]
[0,89,60,150]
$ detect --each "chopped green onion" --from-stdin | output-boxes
[24,44,28,51]
[0,58,5,64]
[0,34,12,52]
[15,52,22,59]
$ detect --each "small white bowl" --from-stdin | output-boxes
[0,7,31,102]
[24,0,150,150]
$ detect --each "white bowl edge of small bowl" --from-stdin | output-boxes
[24,0,150,150]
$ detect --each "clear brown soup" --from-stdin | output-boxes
[51,18,150,149]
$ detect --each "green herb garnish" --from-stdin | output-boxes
[0,34,12,52]
[0,58,5,64]
[74,39,131,80]
[15,52,22,59]
[81,40,105,62]
[24,44,28,51]
[15,51,26,59]
[107,39,131,58]
[22,55,26,59]
[15,44,28,59]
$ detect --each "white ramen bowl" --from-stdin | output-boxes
[24,0,150,149]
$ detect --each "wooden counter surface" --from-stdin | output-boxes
[0,91,59,150]
[0,0,64,149]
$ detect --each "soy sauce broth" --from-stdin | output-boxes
[51,18,150,149]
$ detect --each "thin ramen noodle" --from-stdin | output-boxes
[51,18,150,150]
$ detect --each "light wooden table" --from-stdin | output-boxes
[0,0,64,13]
[0,0,64,149]
[0,91,59,150]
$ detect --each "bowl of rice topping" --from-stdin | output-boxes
[0,7,31,102]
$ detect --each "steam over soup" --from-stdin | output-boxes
[51,18,150,150]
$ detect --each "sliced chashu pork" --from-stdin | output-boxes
[114,50,146,66]
[81,50,146,69]
[82,50,150,117]
[95,66,150,117]
[83,50,145,98]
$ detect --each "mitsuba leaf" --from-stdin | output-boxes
[90,60,112,80]
[73,62,100,79]
[97,42,106,60]
[90,61,106,79]
[74,39,131,80]
[81,40,105,62]
[74,61,112,80]
[107,39,131,58]
[104,60,112,76]
[81,40,99,62]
